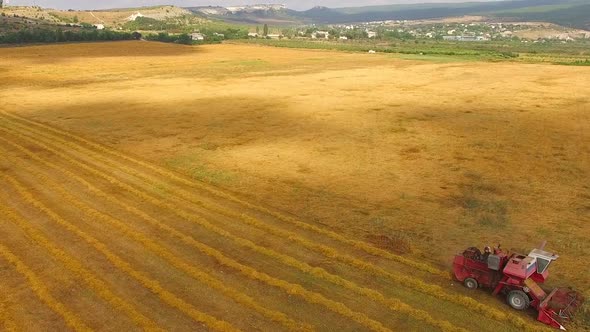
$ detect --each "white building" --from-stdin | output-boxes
[312,31,329,39]
[94,24,105,30]
[190,33,205,41]
[339,36,348,40]
[500,31,513,38]
[248,32,259,38]
[367,31,377,38]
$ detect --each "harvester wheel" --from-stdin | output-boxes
[507,290,530,310]
[464,278,478,290]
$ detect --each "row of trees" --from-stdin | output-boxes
[0,28,139,44]
[255,24,269,36]
[145,32,193,45]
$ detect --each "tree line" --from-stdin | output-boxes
[0,28,140,44]
[145,32,193,45]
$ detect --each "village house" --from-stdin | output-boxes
[312,31,329,39]
[94,24,105,30]
[247,32,259,38]
[190,33,205,41]
[266,34,281,39]
[500,31,513,38]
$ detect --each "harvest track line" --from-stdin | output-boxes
[3,143,462,332]
[0,113,549,331]
[0,128,393,332]
[0,243,92,332]
[0,111,446,276]
[0,203,160,331]
[0,120,529,328]
[0,150,312,332]
[1,174,241,332]
[0,113,536,331]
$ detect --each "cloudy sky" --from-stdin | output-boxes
[8,0,499,11]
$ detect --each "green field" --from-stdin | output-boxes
[236,38,590,65]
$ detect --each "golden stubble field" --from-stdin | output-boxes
[0,41,589,330]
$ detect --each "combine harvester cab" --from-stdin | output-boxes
[453,243,584,330]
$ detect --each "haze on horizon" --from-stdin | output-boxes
[9,0,502,11]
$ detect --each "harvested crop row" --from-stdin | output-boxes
[0,125,463,331]
[175,200,537,331]
[0,201,160,331]
[0,243,91,332]
[0,113,548,332]
[15,145,462,331]
[0,115,535,331]
[0,112,448,278]
[0,130,391,332]
[0,115,540,331]
[1,174,240,332]
[4,154,312,332]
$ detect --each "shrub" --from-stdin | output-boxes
[176,33,192,45]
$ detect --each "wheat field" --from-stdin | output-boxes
[0,41,588,331]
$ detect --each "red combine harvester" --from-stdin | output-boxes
[453,242,584,330]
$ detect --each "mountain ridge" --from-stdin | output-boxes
[2,1,589,30]
[185,0,589,29]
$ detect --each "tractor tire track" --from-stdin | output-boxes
[0,114,549,332]
[0,202,160,331]
[0,243,92,332]
[1,151,312,332]
[1,174,240,332]
[0,111,447,276]
[0,113,534,331]
[10,147,462,332]
[0,131,391,332]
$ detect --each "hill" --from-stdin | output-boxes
[3,1,589,31]
[491,2,590,29]
[0,5,195,29]
[297,0,590,28]
[186,4,304,25]
[187,0,590,29]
